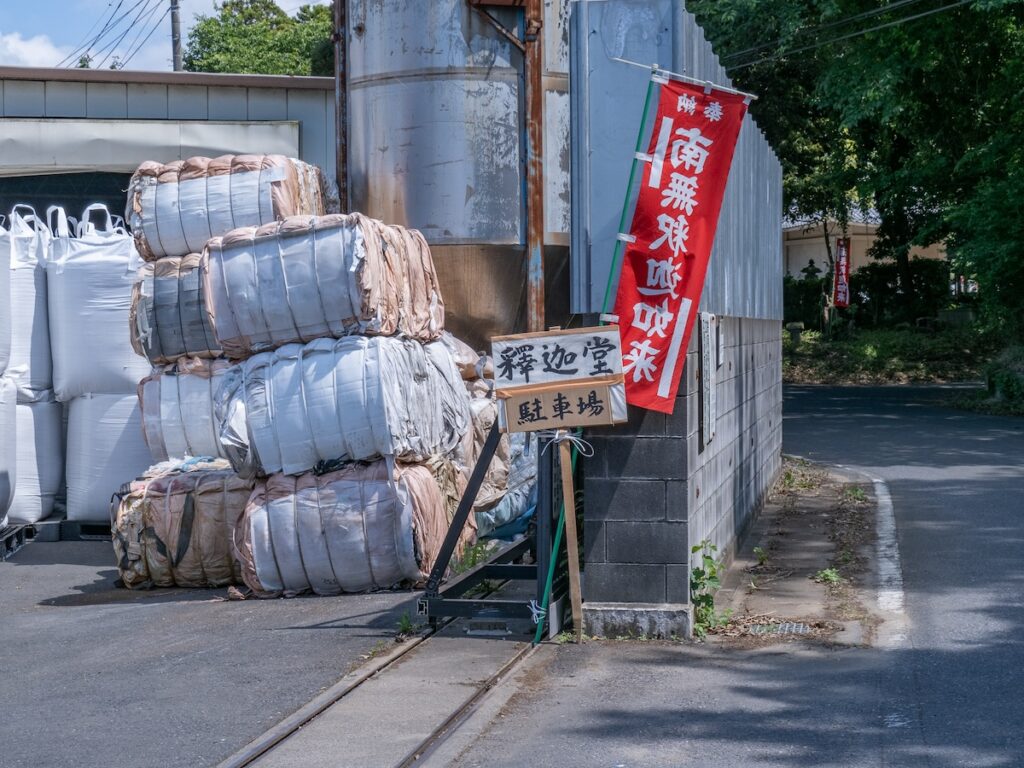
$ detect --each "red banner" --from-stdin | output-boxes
[833,237,851,308]
[612,79,748,413]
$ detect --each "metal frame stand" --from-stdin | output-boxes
[418,422,566,634]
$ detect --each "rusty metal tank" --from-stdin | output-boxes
[346,0,569,346]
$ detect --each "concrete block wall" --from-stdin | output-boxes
[582,316,782,606]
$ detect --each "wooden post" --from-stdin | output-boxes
[558,435,584,642]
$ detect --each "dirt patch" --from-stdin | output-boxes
[711,457,878,648]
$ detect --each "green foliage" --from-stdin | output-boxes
[842,486,867,503]
[783,273,828,328]
[689,0,1024,336]
[690,540,730,638]
[784,327,996,384]
[396,612,415,637]
[847,258,953,327]
[451,540,494,575]
[813,568,842,585]
[753,546,769,566]
[986,346,1024,401]
[184,0,333,76]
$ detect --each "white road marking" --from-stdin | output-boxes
[872,477,909,649]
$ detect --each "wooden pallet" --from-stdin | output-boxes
[0,525,28,561]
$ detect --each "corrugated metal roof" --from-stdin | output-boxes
[0,65,332,91]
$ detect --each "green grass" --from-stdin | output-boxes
[813,568,843,585]
[783,328,994,385]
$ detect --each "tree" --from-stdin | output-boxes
[183,0,333,77]
[690,0,1024,333]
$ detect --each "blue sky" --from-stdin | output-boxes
[1,0,328,71]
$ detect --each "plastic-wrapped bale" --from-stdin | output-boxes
[47,206,152,402]
[218,336,470,477]
[7,207,53,401]
[66,393,153,522]
[130,254,221,365]
[126,155,325,260]
[477,433,538,538]
[139,358,229,462]
[0,377,15,520]
[202,214,444,358]
[112,458,252,589]
[235,461,456,596]
[9,398,63,524]
[452,378,511,513]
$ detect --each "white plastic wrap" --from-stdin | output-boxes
[476,432,538,537]
[0,376,15,518]
[235,461,448,595]
[126,155,325,260]
[47,205,152,402]
[0,225,10,376]
[202,214,444,357]
[138,358,229,462]
[8,398,63,524]
[66,393,153,522]
[7,206,53,401]
[218,336,471,477]
[130,254,221,365]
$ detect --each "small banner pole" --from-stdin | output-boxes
[557,434,584,642]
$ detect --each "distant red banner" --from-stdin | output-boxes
[833,237,851,308]
[612,78,748,413]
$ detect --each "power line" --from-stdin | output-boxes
[729,0,976,70]
[722,0,930,62]
[57,1,119,66]
[96,0,160,68]
[119,0,165,67]
[121,7,173,68]
[62,0,150,68]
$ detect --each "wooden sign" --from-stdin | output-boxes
[500,379,619,433]
[492,326,627,432]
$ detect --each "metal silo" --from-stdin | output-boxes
[346,0,570,345]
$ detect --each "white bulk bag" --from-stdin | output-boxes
[9,398,63,524]
[130,254,221,365]
[0,376,15,518]
[47,205,152,402]
[139,358,229,461]
[203,214,444,358]
[126,155,325,260]
[66,393,153,522]
[235,461,450,596]
[7,206,53,401]
[218,336,470,477]
[0,222,10,376]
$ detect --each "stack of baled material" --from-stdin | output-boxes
[114,154,325,585]
[203,210,474,595]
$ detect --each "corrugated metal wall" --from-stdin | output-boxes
[570,1,783,321]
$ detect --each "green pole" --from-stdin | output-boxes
[599,74,660,317]
[532,445,577,646]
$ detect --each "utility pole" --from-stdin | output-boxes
[171,0,182,71]
[333,0,349,211]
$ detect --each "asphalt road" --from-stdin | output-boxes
[442,385,1024,768]
[0,541,415,768]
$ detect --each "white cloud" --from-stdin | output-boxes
[0,31,69,67]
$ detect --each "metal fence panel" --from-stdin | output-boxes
[571,1,783,320]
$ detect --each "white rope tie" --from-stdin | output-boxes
[537,429,595,458]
